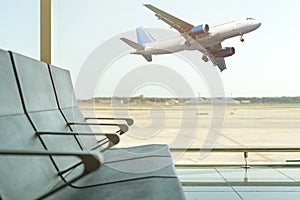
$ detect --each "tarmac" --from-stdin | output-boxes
[79,103,300,164]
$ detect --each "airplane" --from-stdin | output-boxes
[120,4,261,72]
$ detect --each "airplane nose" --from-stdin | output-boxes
[255,20,261,28]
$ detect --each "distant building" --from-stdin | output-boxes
[241,100,251,104]
[165,99,179,105]
[184,98,201,105]
[199,97,240,105]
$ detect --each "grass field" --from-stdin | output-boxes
[79,102,300,164]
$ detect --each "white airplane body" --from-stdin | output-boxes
[121,4,261,71]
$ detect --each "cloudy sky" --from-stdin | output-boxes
[1,0,299,98]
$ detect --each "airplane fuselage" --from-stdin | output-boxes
[131,18,261,56]
[120,3,262,71]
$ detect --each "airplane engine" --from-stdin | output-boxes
[212,47,235,58]
[189,24,209,36]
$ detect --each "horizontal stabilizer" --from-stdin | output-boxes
[142,54,152,62]
[120,38,144,50]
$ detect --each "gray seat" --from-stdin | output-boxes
[43,144,185,200]
[49,65,98,149]
[0,49,186,200]
[11,51,86,170]
[49,64,132,150]
[48,65,186,198]
[0,49,99,199]
[47,67,185,199]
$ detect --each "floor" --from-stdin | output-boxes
[177,167,300,200]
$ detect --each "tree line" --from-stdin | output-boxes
[83,96,300,104]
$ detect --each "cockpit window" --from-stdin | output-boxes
[247,18,255,20]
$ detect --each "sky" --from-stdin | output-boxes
[0,0,300,98]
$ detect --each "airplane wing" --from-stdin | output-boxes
[207,43,227,72]
[144,4,194,33]
[144,4,226,72]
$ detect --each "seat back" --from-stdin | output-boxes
[0,49,60,199]
[11,52,83,170]
[49,65,97,149]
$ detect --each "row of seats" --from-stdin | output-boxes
[0,49,186,200]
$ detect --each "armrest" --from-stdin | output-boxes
[0,149,102,174]
[0,148,103,199]
[67,122,129,134]
[85,117,134,126]
[36,131,120,146]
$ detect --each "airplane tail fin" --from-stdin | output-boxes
[136,27,156,45]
